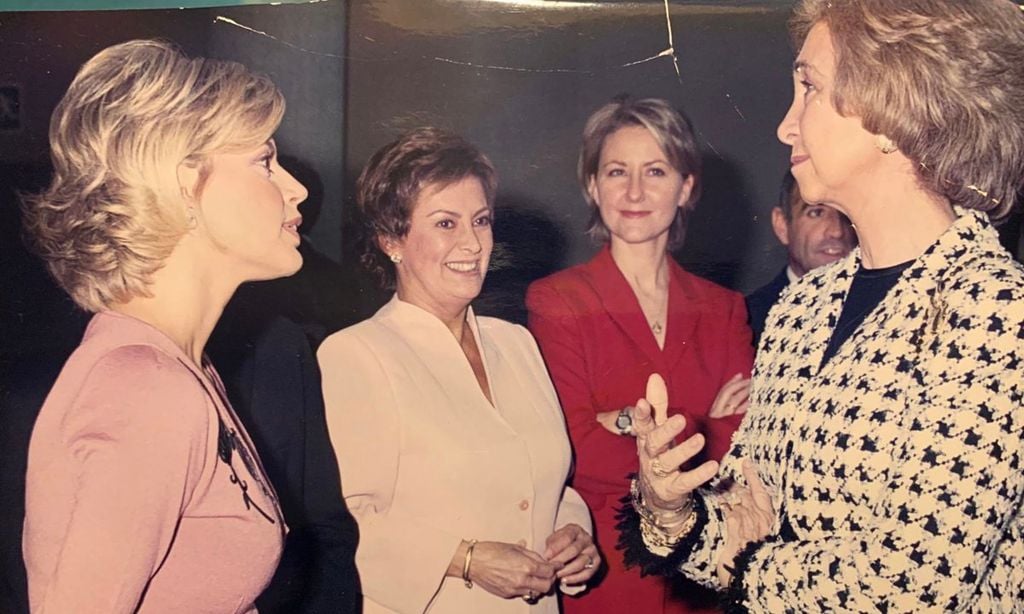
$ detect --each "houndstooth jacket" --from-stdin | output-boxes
[673,209,1024,612]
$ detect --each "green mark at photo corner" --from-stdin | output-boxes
[1,0,315,11]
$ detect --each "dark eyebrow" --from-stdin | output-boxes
[426,209,460,217]
[426,206,491,218]
[601,158,669,168]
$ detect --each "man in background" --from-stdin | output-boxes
[746,171,857,344]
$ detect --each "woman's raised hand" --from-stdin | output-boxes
[633,398,719,513]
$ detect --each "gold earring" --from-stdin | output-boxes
[876,135,898,154]
[389,253,402,264]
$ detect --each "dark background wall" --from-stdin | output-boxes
[345,0,798,307]
[4,0,1018,334]
[343,0,1022,323]
[0,0,833,362]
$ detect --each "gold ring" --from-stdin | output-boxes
[584,556,595,569]
[650,457,672,478]
[522,591,537,602]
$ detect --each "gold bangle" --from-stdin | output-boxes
[639,507,697,550]
[630,478,691,529]
[462,539,478,589]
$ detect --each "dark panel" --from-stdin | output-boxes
[345,0,798,316]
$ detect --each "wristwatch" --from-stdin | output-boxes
[615,407,633,436]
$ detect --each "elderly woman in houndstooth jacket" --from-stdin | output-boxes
[621,0,1024,612]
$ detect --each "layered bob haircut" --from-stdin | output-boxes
[23,39,285,312]
[356,127,497,288]
[791,0,1024,220]
[578,97,702,250]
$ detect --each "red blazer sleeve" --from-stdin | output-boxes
[700,290,754,463]
[526,281,637,496]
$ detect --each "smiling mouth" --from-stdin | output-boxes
[445,261,480,273]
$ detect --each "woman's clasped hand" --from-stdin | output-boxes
[461,525,600,601]
[544,523,601,587]
[716,461,775,587]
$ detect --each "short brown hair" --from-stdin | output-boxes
[356,127,497,287]
[22,39,284,312]
[791,0,1024,220]
[577,97,702,250]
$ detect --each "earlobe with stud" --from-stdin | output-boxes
[389,253,403,264]
[876,135,898,154]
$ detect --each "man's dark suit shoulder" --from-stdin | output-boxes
[208,307,361,614]
[745,268,790,346]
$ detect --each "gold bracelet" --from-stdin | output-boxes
[462,539,478,589]
[630,478,691,529]
[639,506,697,550]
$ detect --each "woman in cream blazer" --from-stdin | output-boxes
[319,128,598,613]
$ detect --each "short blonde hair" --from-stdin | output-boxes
[791,0,1024,220]
[578,97,702,250]
[23,39,285,312]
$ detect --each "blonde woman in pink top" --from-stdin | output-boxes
[21,40,308,613]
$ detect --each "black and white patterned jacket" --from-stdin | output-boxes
[627,209,1024,613]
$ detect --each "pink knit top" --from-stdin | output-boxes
[23,312,285,613]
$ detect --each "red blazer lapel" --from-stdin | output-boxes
[583,246,666,366]
[662,258,700,372]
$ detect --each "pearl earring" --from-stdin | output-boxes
[876,135,898,154]
[390,253,403,264]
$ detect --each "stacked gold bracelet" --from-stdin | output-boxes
[462,539,478,588]
[630,478,696,554]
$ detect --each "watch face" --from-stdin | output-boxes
[616,411,632,430]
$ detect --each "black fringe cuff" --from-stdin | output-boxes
[614,479,709,578]
[720,537,772,614]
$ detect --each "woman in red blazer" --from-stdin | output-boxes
[526,97,754,614]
